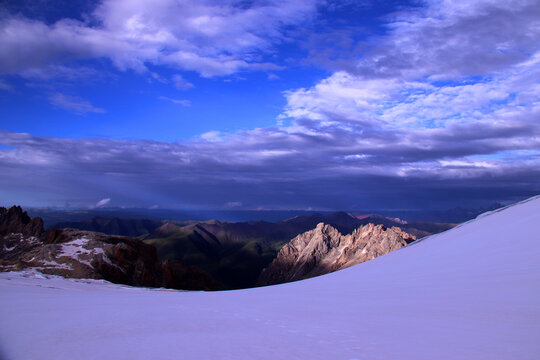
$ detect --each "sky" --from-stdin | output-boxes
[0,0,539,212]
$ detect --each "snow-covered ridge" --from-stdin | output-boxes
[1,195,539,360]
[407,194,540,248]
[474,194,540,218]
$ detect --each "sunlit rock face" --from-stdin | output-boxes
[257,222,415,286]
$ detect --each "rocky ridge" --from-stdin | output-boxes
[0,206,222,290]
[0,206,44,238]
[257,222,416,286]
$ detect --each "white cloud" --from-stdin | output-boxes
[94,198,111,208]
[0,0,320,77]
[283,54,540,131]
[49,93,105,115]
[172,74,194,90]
[158,96,191,107]
[354,0,540,80]
[20,65,99,81]
[200,131,223,142]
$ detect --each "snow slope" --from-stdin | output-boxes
[1,196,539,360]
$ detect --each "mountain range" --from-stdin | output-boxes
[26,204,489,227]
[54,212,453,288]
[2,205,454,290]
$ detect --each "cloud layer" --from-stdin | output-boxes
[0,122,538,210]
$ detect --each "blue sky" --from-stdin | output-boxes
[0,0,408,141]
[0,0,539,211]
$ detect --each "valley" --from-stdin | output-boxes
[44,211,454,289]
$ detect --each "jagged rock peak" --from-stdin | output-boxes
[0,205,44,238]
[316,222,335,231]
[257,222,415,286]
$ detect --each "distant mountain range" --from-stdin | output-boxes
[53,217,164,238]
[53,211,454,239]
[23,203,501,228]
[27,208,343,228]
[52,212,453,289]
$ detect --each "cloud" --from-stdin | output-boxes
[172,75,194,90]
[158,96,191,107]
[282,0,540,123]
[282,58,540,131]
[225,201,242,208]
[352,0,540,80]
[199,131,224,142]
[0,79,13,91]
[49,93,105,114]
[0,0,320,78]
[278,0,540,188]
[0,126,538,210]
[20,65,100,81]
[94,198,111,208]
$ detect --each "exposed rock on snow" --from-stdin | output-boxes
[257,222,415,285]
[0,206,223,290]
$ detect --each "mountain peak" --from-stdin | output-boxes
[0,205,44,238]
[257,222,415,286]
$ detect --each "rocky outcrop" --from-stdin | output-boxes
[0,206,45,238]
[257,223,415,286]
[0,206,222,290]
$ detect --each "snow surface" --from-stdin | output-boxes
[1,196,540,360]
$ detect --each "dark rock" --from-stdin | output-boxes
[0,206,45,238]
[161,259,225,291]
